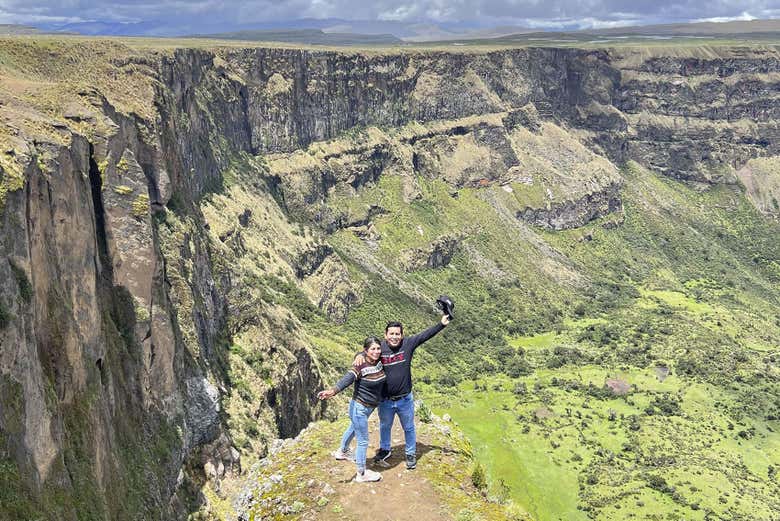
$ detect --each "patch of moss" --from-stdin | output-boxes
[0,151,26,212]
[0,300,10,329]
[133,299,150,322]
[0,375,25,434]
[116,154,130,173]
[131,193,150,217]
[9,261,32,304]
[0,450,41,521]
[113,185,134,196]
[95,157,109,188]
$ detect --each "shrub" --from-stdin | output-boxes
[584,383,615,400]
[455,509,481,521]
[471,462,487,491]
[645,394,682,416]
[438,374,459,387]
[646,474,673,494]
[9,262,32,304]
[417,400,433,423]
[0,301,10,330]
[505,355,533,377]
[493,478,511,503]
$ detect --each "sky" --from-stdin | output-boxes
[0,0,779,33]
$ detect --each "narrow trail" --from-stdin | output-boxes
[314,415,451,521]
[239,409,513,520]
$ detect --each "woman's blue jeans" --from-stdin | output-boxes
[339,400,375,472]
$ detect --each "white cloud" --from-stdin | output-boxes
[694,11,757,24]
[517,16,640,30]
[0,9,84,24]
[572,17,642,29]
[378,4,420,21]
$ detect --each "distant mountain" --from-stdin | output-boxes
[420,18,780,46]
[587,18,780,36]
[25,17,780,44]
[0,24,44,35]
[185,28,402,46]
[401,24,535,42]
[35,20,169,36]
[29,17,531,43]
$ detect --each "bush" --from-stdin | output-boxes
[9,262,32,304]
[471,462,487,491]
[455,509,481,521]
[505,355,533,377]
[493,478,511,503]
[577,323,621,346]
[646,474,673,494]
[438,374,459,387]
[0,302,8,329]
[584,383,615,400]
[547,345,587,369]
[417,400,433,423]
[645,394,682,416]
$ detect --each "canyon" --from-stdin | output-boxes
[1,39,779,519]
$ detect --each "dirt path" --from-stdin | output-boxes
[314,415,451,521]
[240,411,510,520]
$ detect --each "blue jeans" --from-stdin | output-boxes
[378,392,416,456]
[339,400,375,472]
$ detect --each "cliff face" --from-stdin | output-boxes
[1,40,779,519]
[162,45,780,228]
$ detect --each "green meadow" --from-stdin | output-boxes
[422,359,780,519]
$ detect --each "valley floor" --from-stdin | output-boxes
[423,363,780,520]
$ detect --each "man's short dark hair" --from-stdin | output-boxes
[385,321,403,333]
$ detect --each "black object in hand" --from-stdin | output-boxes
[436,295,455,318]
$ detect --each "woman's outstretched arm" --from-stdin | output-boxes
[317,367,358,400]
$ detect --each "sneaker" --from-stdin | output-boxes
[405,454,416,470]
[372,448,391,464]
[354,468,382,483]
[333,448,355,461]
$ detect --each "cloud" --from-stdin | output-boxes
[694,11,758,23]
[514,14,643,30]
[378,4,422,21]
[0,0,777,32]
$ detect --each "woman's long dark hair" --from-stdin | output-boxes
[363,336,381,351]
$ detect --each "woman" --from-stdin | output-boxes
[317,337,385,483]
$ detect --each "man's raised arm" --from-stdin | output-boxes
[406,314,450,352]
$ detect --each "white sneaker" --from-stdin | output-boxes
[354,468,382,483]
[333,448,355,461]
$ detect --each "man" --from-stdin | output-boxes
[355,311,451,470]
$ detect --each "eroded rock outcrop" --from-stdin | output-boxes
[737,157,780,217]
[400,235,462,272]
[517,181,623,230]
